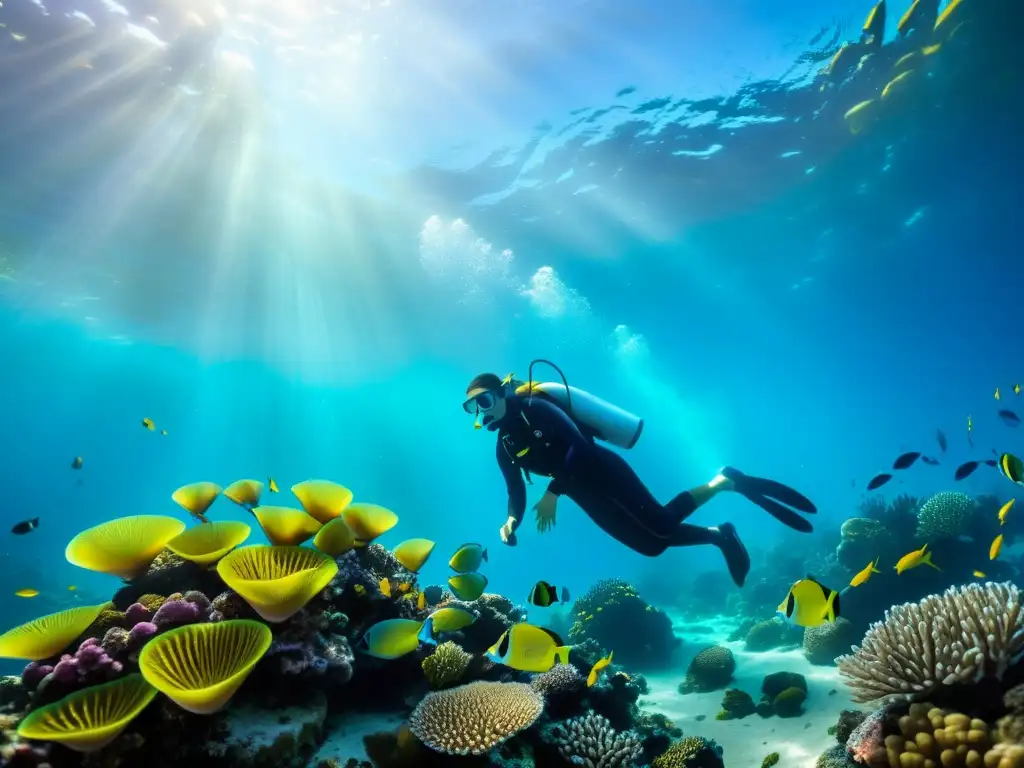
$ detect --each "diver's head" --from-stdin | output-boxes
[463,372,508,428]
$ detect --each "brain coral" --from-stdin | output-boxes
[915,491,973,540]
[837,582,1024,703]
[679,646,736,693]
[408,681,543,755]
[804,618,858,666]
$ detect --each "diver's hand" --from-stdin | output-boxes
[499,516,519,546]
[534,492,558,534]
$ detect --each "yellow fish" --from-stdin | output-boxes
[417,591,426,611]
[67,585,77,591]
[777,578,841,628]
[160,429,168,436]
[15,589,39,598]
[587,651,613,687]
[1015,384,1021,396]
[895,543,940,574]
[999,499,1015,525]
[990,534,1004,561]
[968,415,973,433]
[449,543,488,574]
[485,623,570,673]
[849,557,882,588]
[393,538,436,573]
[398,582,413,594]
[448,573,488,601]
[268,477,279,493]
[358,618,425,660]
[353,584,366,596]
[422,607,476,641]
[141,417,155,431]
[996,388,1002,400]
[379,578,392,598]
[974,570,987,578]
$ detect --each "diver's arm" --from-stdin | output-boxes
[497,438,527,524]
[527,398,590,497]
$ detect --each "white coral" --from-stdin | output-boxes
[837,582,1024,703]
[915,491,973,540]
[552,713,643,768]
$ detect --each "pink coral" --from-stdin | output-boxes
[129,621,158,645]
[49,637,123,686]
[21,662,53,688]
[124,603,152,625]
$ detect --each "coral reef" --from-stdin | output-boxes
[762,671,808,700]
[652,736,725,768]
[679,646,735,694]
[745,617,799,652]
[915,491,973,540]
[805,618,858,665]
[531,663,586,703]
[773,686,807,718]
[550,712,643,767]
[422,641,472,689]
[716,688,756,720]
[837,517,894,572]
[205,690,328,766]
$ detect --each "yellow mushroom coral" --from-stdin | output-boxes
[0,603,109,661]
[171,482,223,521]
[16,674,157,752]
[66,516,187,578]
[342,503,399,546]
[138,620,272,714]
[223,479,264,509]
[313,518,356,557]
[216,545,338,622]
[291,480,353,524]
[252,506,322,546]
[166,521,251,567]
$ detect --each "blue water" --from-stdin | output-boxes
[0,0,1020,678]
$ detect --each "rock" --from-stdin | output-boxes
[206,691,328,767]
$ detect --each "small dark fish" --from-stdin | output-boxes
[71,456,83,470]
[954,461,980,481]
[921,456,940,466]
[867,473,892,490]
[11,517,40,535]
[892,451,921,470]
[984,459,998,467]
[998,409,1021,428]
[936,429,947,452]
[527,580,570,608]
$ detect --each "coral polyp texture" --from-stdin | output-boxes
[408,680,544,755]
[915,491,974,540]
[652,735,725,768]
[837,582,1024,703]
[679,645,736,693]
[550,712,643,767]
[421,641,472,689]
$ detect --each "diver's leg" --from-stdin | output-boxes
[666,472,736,522]
[664,521,750,587]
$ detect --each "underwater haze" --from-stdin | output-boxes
[0,0,1023,765]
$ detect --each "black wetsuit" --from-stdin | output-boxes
[493,394,717,556]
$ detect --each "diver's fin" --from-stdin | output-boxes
[741,491,814,533]
[722,467,817,514]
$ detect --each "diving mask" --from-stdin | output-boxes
[463,389,504,430]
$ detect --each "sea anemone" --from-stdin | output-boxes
[66,516,186,578]
[0,604,109,661]
[216,545,338,623]
[290,480,353,524]
[251,506,322,546]
[165,521,251,567]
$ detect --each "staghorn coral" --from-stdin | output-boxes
[531,663,586,700]
[805,618,858,666]
[717,688,756,720]
[408,681,544,755]
[652,736,725,768]
[680,646,735,694]
[916,491,974,541]
[837,582,1024,703]
[773,686,807,718]
[422,642,471,689]
[550,712,643,767]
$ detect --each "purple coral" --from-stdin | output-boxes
[50,637,123,685]
[124,603,152,625]
[21,662,53,688]
[129,622,158,645]
[153,598,202,628]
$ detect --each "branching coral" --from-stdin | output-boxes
[916,492,973,540]
[837,582,1024,703]
[421,642,471,689]
[679,646,735,693]
[652,736,725,768]
[550,712,643,767]
[408,681,543,755]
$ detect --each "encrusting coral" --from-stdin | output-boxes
[837,582,1024,703]
[679,646,735,694]
[421,641,471,689]
[550,712,643,767]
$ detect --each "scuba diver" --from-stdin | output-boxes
[463,362,817,587]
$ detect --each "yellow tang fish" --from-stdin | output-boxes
[1015,384,1021,396]
[895,543,940,574]
[486,623,570,673]
[397,582,413,594]
[448,573,488,601]
[974,570,986,578]
[449,543,488,574]
[999,499,1015,525]
[996,388,1002,400]
[417,591,426,611]
[587,651,613,688]
[777,578,841,628]
[67,585,77,591]
[990,534,1004,561]
[141,417,155,431]
[379,578,392,598]
[268,477,279,493]
[358,618,425,660]
[420,607,476,644]
[14,588,38,598]
[849,558,882,588]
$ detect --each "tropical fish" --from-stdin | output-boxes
[897,0,939,36]
[485,623,571,673]
[999,499,1015,525]
[895,543,940,574]
[160,429,168,436]
[921,456,940,466]
[417,591,426,611]
[268,477,279,493]
[892,452,921,470]
[393,539,436,573]
[1015,384,1021,396]
[528,581,570,608]
[10,517,39,535]
[449,543,488,574]
[954,461,980,481]
[996,388,1002,400]
[67,585,78,591]
[999,410,1021,428]
[867,473,892,491]
[849,558,881,588]
[71,456,83,470]
[379,578,393,598]
[990,534,1004,561]
[974,570,986,578]
[861,0,886,47]
[14,589,38,598]
[418,607,477,645]
[936,429,947,452]
[968,416,974,447]
[448,573,488,601]
[999,453,1024,485]
[358,618,425,660]
[141,417,155,431]
[353,584,366,596]
[777,578,841,628]
[587,651,614,688]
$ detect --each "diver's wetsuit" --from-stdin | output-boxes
[493,394,718,556]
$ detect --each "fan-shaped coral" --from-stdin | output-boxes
[66,516,186,578]
[837,582,1024,703]
[139,619,271,714]
[0,604,109,661]
[252,506,322,546]
[408,681,543,755]
[16,674,157,752]
[216,545,338,623]
[342,503,399,545]
[313,518,356,557]
[291,480,353,524]
[171,482,223,521]
[223,479,264,508]
[166,521,251,567]
[916,491,973,540]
